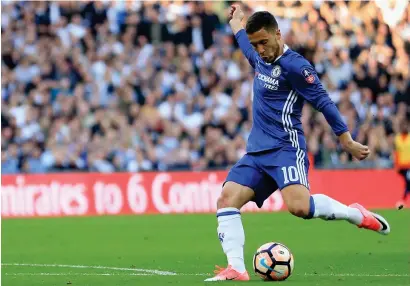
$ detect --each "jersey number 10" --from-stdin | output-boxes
[281,166,299,184]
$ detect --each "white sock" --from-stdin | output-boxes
[311,194,363,225]
[217,207,246,273]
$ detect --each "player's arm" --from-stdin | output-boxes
[288,63,370,161]
[229,4,259,68]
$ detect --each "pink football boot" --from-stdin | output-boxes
[204,265,250,282]
[349,203,390,235]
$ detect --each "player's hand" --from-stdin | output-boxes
[229,4,244,23]
[228,4,245,35]
[339,131,370,161]
[343,140,370,161]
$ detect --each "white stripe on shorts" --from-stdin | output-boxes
[282,90,308,188]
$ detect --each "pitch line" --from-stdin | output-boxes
[303,273,410,277]
[1,263,176,276]
[5,273,151,276]
[3,263,409,277]
[4,272,409,277]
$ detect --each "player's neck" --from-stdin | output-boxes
[271,41,286,63]
[278,42,284,57]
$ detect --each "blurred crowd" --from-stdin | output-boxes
[1,0,410,174]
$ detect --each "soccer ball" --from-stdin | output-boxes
[253,242,294,281]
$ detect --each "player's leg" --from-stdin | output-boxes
[280,184,390,234]
[268,150,390,235]
[216,181,254,274]
[280,184,360,223]
[404,169,410,203]
[205,155,263,281]
[397,169,410,208]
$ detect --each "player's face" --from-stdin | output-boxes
[248,28,281,63]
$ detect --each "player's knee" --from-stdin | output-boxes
[287,200,310,218]
[217,191,233,209]
[282,185,311,218]
[217,189,241,209]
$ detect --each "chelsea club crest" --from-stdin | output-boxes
[271,65,281,78]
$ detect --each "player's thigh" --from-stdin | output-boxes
[218,181,255,209]
[220,155,264,209]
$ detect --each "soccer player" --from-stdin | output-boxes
[205,5,390,282]
[394,119,410,208]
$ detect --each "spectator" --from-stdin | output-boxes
[1,1,409,174]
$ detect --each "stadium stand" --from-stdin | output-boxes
[1,1,409,173]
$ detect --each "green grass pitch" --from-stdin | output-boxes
[2,210,409,286]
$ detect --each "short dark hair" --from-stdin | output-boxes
[245,11,278,34]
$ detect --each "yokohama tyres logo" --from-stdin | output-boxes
[1,170,403,218]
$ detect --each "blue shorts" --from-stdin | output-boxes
[225,148,310,208]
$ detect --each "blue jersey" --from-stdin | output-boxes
[235,29,348,153]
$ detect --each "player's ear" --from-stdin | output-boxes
[275,29,281,40]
